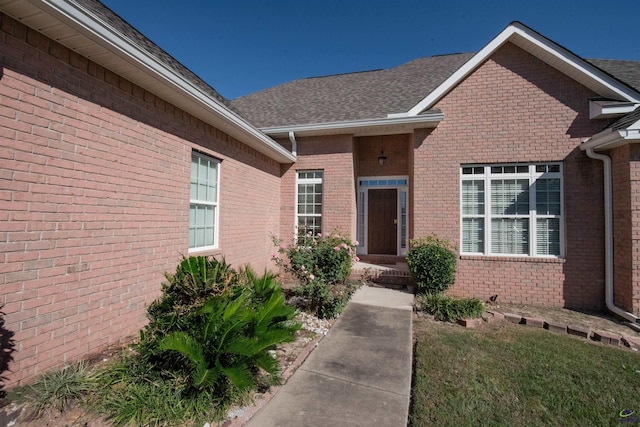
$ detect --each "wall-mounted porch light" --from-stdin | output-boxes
[378,142,387,165]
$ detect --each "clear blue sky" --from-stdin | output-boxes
[100,0,640,100]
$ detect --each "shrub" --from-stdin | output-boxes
[136,256,243,369]
[272,230,360,318]
[135,258,299,398]
[272,230,358,286]
[407,235,457,294]
[92,256,300,426]
[9,362,96,418]
[294,279,358,319]
[158,272,300,395]
[418,293,484,323]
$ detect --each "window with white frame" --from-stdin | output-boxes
[461,163,562,257]
[296,171,323,238]
[189,152,219,250]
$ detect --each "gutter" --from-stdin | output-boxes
[288,132,298,156]
[260,113,444,138]
[584,148,640,323]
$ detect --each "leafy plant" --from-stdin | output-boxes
[418,293,484,322]
[407,235,457,294]
[272,230,359,286]
[9,362,96,418]
[159,275,299,395]
[94,356,223,427]
[136,256,243,370]
[93,259,300,426]
[294,279,358,319]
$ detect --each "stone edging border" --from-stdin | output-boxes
[456,310,640,350]
[218,333,325,427]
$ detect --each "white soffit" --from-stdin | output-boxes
[407,22,640,116]
[0,0,296,163]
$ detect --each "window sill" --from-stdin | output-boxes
[460,255,565,264]
[188,246,222,256]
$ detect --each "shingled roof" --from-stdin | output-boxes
[230,53,640,129]
[229,53,474,128]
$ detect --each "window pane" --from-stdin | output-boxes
[537,218,560,256]
[462,180,484,215]
[536,179,561,215]
[190,152,218,249]
[463,218,484,253]
[491,179,529,215]
[491,218,528,255]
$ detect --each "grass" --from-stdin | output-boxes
[411,318,640,427]
[9,361,96,418]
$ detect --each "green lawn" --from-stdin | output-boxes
[411,318,640,427]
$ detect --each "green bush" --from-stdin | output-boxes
[159,273,299,395]
[407,236,457,294]
[135,258,299,396]
[418,293,484,322]
[294,279,358,319]
[94,256,300,425]
[272,230,360,318]
[273,230,358,285]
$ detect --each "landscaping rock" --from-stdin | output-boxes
[544,321,566,334]
[567,325,591,339]
[523,317,544,328]
[486,310,505,320]
[592,331,620,346]
[622,336,640,350]
[457,318,483,328]
[502,312,523,324]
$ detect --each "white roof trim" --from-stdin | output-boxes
[589,100,639,120]
[581,118,640,151]
[260,113,444,138]
[0,0,295,163]
[407,22,640,116]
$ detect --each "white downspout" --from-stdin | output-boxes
[288,131,297,157]
[586,148,640,323]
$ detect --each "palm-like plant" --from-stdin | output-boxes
[159,272,299,394]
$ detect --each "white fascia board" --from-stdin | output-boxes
[589,100,639,119]
[407,22,640,116]
[28,0,295,163]
[260,113,444,138]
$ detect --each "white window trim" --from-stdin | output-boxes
[460,163,564,258]
[189,151,220,253]
[295,170,323,241]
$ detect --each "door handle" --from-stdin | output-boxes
[393,219,398,225]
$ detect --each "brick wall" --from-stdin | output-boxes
[278,134,356,244]
[610,145,633,312]
[355,134,410,177]
[0,14,281,386]
[413,42,608,309]
[611,144,640,316]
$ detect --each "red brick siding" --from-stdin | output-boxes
[278,135,356,244]
[612,144,640,316]
[355,134,410,178]
[610,145,633,312]
[412,42,608,309]
[0,14,280,387]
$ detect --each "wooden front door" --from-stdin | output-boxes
[368,189,397,254]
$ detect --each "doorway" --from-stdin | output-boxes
[368,189,397,254]
[357,176,408,256]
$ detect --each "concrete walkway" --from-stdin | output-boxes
[245,286,414,427]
